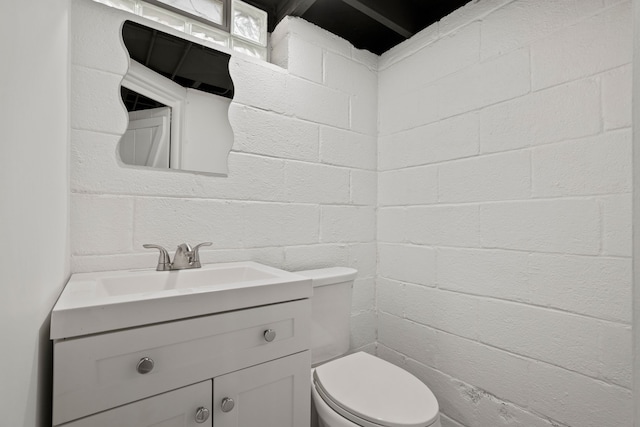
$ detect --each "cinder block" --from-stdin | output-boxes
[350,47,378,70]
[72,252,161,273]
[531,130,632,197]
[430,47,529,122]
[439,0,513,37]
[376,343,408,368]
[286,76,350,128]
[437,248,530,302]
[403,360,476,427]
[439,150,531,202]
[405,205,480,247]
[71,65,128,134]
[269,33,289,70]
[439,414,468,427]
[71,194,134,255]
[351,277,375,314]
[284,161,350,204]
[230,105,320,162]
[71,0,129,74]
[285,16,352,57]
[242,202,319,247]
[324,51,377,96]
[476,47,530,107]
[378,312,438,366]
[320,206,376,243]
[527,359,632,427]
[480,199,601,255]
[350,89,378,135]
[378,22,480,96]
[286,35,324,83]
[378,243,436,286]
[378,166,438,206]
[377,277,405,317]
[133,197,244,250]
[480,78,601,153]
[283,243,349,271]
[602,65,632,130]
[481,0,604,60]
[528,253,632,323]
[378,112,479,171]
[198,247,285,267]
[378,86,434,135]
[404,285,478,341]
[348,243,377,278]
[204,153,287,202]
[230,57,289,114]
[476,300,602,379]
[602,193,632,257]
[350,170,377,205]
[378,24,439,71]
[349,310,377,349]
[531,2,632,90]
[431,328,532,406]
[600,323,632,388]
[377,208,407,243]
[320,127,376,170]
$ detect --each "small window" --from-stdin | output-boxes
[93,0,268,60]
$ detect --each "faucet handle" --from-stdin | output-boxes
[191,242,212,267]
[143,244,171,271]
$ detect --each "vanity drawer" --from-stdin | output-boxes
[53,299,310,426]
[61,380,212,427]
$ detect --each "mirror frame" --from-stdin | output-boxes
[121,59,186,168]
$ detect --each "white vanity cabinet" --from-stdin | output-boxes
[52,299,311,427]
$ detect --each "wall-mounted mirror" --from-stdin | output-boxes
[119,20,234,175]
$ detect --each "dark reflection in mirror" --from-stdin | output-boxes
[118,20,235,175]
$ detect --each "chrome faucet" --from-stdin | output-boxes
[143,242,212,271]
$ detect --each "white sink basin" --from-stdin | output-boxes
[51,262,311,339]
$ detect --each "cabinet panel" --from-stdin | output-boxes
[62,381,212,427]
[213,351,311,427]
[53,300,310,425]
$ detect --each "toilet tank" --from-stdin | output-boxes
[296,267,358,366]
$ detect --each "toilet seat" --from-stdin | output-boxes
[313,352,439,427]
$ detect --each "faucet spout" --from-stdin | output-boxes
[172,243,194,269]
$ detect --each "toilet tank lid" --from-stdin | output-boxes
[295,267,357,287]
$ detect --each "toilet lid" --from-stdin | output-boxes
[313,352,439,427]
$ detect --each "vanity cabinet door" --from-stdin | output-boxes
[213,350,310,427]
[62,381,212,427]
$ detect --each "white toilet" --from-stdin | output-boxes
[297,267,442,427]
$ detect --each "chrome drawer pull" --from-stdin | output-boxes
[221,397,235,413]
[263,329,276,342]
[195,407,210,423]
[136,357,154,374]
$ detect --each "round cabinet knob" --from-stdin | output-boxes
[221,397,235,413]
[136,357,154,374]
[195,407,210,423]
[263,329,276,342]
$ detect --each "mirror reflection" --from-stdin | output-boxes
[119,20,235,175]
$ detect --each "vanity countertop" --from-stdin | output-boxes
[51,261,311,339]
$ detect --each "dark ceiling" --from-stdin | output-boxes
[243,0,472,55]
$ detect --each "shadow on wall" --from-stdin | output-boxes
[33,317,53,427]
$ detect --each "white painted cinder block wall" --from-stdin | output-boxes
[69,0,378,352]
[377,1,633,427]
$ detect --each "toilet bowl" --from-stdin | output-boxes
[296,268,441,427]
[312,352,441,427]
